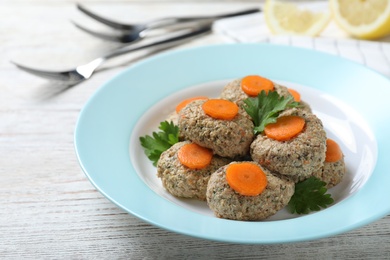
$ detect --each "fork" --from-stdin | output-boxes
[75,3,261,43]
[12,22,212,86]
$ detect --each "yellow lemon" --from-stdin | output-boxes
[264,0,331,36]
[329,0,390,39]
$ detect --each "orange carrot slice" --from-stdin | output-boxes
[175,96,208,113]
[325,139,343,162]
[288,88,301,102]
[264,115,305,141]
[202,99,239,120]
[226,162,268,196]
[241,75,274,97]
[177,143,213,169]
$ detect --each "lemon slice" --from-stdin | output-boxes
[329,0,390,39]
[264,0,331,36]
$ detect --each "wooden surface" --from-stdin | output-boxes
[1,1,390,259]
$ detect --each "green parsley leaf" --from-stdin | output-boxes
[288,176,334,214]
[243,90,300,134]
[139,121,179,166]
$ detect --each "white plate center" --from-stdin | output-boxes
[130,79,377,221]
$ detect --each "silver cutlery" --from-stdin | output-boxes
[75,3,261,43]
[12,22,212,86]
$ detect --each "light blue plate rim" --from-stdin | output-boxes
[74,43,390,244]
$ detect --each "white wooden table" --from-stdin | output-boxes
[1,1,390,259]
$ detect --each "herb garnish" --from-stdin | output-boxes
[139,121,179,166]
[288,176,334,214]
[243,90,300,134]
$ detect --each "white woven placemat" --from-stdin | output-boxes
[213,12,390,78]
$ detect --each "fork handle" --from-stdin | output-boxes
[101,22,212,61]
[78,4,260,31]
[145,8,261,29]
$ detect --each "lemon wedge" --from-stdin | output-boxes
[264,0,331,36]
[329,0,390,39]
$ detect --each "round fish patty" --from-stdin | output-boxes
[220,78,311,111]
[312,157,346,188]
[250,108,327,182]
[206,161,295,221]
[157,141,231,201]
[178,100,254,159]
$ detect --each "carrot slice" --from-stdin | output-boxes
[288,88,301,102]
[202,99,239,120]
[175,96,208,113]
[325,139,343,162]
[264,115,305,141]
[241,75,274,97]
[226,162,268,196]
[177,143,213,169]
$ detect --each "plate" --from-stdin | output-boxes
[75,43,390,244]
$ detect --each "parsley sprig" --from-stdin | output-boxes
[288,176,334,214]
[243,90,300,134]
[139,121,179,166]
